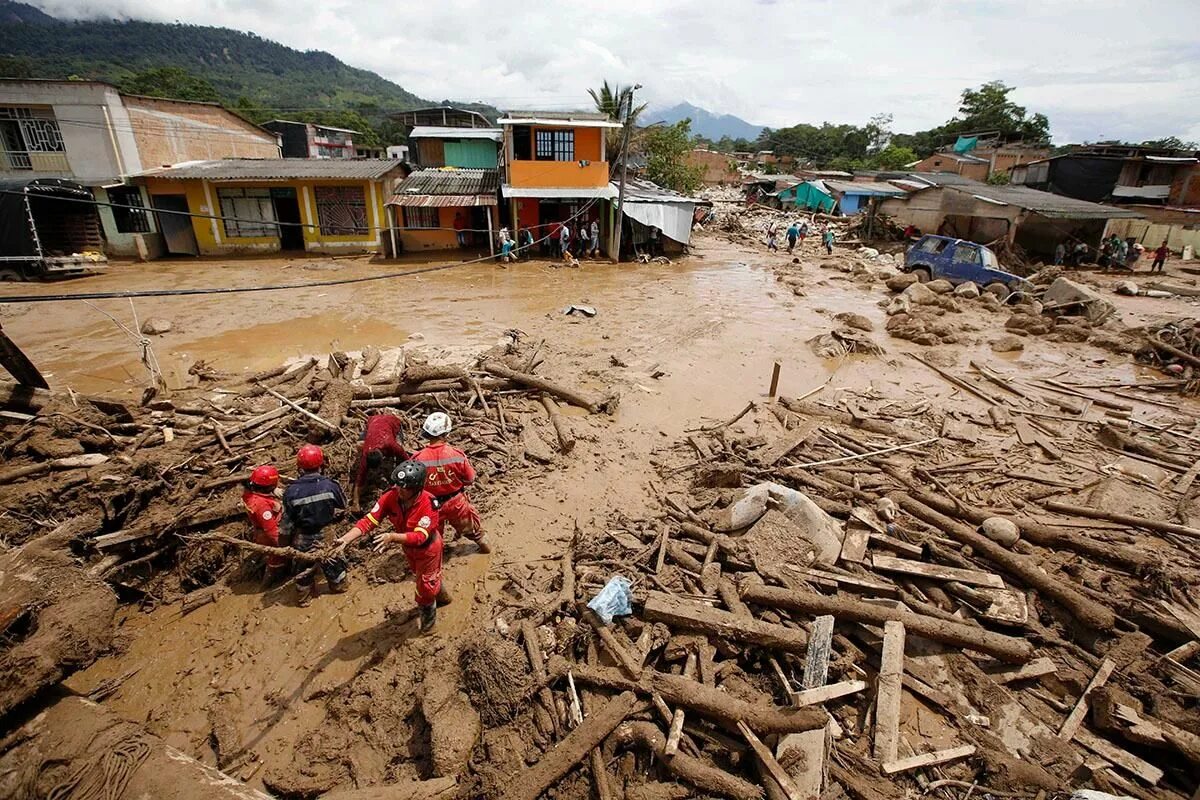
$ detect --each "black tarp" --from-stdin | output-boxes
[0,178,96,260]
[1046,157,1124,203]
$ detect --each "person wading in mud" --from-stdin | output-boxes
[786,221,800,254]
[243,464,287,587]
[822,226,835,255]
[283,444,348,607]
[766,222,779,252]
[338,461,444,631]
[350,413,408,514]
[411,412,491,553]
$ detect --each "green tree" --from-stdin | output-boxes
[118,66,221,102]
[589,81,647,154]
[986,171,1011,185]
[872,145,918,170]
[949,81,1050,143]
[0,55,33,79]
[644,119,704,194]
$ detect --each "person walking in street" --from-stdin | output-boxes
[243,464,287,587]
[1152,240,1170,272]
[559,221,572,263]
[1054,242,1066,266]
[498,227,515,263]
[588,218,601,258]
[283,444,348,607]
[350,413,408,514]
[799,220,810,244]
[786,221,800,254]
[766,222,779,252]
[453,212,468,249]
[412,412,490,553]
[518,227,534,255]
[338,461,443,631]
[822,226,835,255]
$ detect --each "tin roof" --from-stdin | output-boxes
[902,172,987,187]
[409,126,503,141]
[1111,185,1171,200]
[824,180,907,196]
[612,177,703,205]
[388,169,499,206]
[135,158,404,181]
[943,184,1144,219]
[499,110,622,129]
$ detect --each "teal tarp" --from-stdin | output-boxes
[779,181,835,213]
[953,136,978,154]
[444,139,499,169]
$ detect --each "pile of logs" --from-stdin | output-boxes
[486,381,1200,800]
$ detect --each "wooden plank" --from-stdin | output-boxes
[776,725,829,800]
[643,591,809,655]
[873,621,905,762]
[1059,658,1116,741]
[881,744,976,775]
[870,554,1005,589]
[791,566,899,597]
[1075,729,1163,785]
[738,720,804,800]
[756,419,820,466]
[664,709,686,756]
[1014,416,1038,445]
[791,679,866,707]
[802,615,835,689]
[989,657,1058,685]
[654,524,669,575]
[1175,458,1200,494]
[839,529,869,563]
[868,532,924,558]
[581,607,644,680]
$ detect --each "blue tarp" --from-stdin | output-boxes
[954,136,979,154]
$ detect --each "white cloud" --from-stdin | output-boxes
[31,0,1200,143]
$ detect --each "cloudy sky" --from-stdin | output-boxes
[34,0,1200,144]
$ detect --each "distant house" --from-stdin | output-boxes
[261,120,359,160]
[408,126,502,169]
[131,158,405,257]
[386,167,499,253]
[1010,145,1200,206]
[823,180,906,215]
[776,181,836,213]
[498,110,621,252]
[686,148,741,185]
[0,78,280,258]
[911,142,1049,182]
[390,106,493,130]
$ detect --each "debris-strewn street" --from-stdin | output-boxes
[2,225,1200,800]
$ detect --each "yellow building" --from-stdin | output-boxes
[132,158,405,256]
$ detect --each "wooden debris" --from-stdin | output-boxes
[643,591,809,655]
[870,554,1005,589]
[989,657,1058,685]
[791,680,866,707]
[539,395,576,454]
[802,615,834,689]
[881,744,976,775]
[739,720,804,800]
[1059,658,1116,741]
[873,621,905,762]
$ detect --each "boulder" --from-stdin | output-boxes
[1114,280,1139,296]
[903,282,939,306]
[886,273,919,292]
[912,332,940,346]
[835,312,874,332]
[990,335,1026,353]
[874,265,901,280]
[1055,314,1091,328]
[954,281,981,299]
[981,517,1021,546]
[978,293,1005,312]
[1042,277,1116,324]
[858,246,880,259]
[885,294,912,316]
[1005,313,1052,335]
[1054,324,1091,343]
[140,317,173,335]
[926,279,954,295]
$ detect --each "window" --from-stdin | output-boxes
[951,244,981,265]
[512,126,532,160]
[403,207,439,229]
[217,187,277,238]
[109,186,151,234]
[535,129,574,162]
[918,237,949,254]
[0,106,64,170]
[314,185,368,235]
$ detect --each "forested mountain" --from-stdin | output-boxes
[0,0,497,145]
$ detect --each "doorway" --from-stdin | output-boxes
[150,194,199,256]
[271,188,305,251]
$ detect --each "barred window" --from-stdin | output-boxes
[314,185,368,235]
[404,207,438,229]
[535,129,574,162]
[217,187,277,238]
[0,107,64,152]
[109,186,151,234]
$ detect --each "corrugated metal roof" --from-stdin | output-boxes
[1145,155,1198,164]
[390,194,497,207]
[502,110,612,121]
[501,185,618,199]
[611,177,702,205]
[825,180,907,196]
[903,172,987,187]
[1111,185,1171,200]
[391,168,498,197]
[409,126,503,141]
[944,185,1144,219]
[135,158,404,181]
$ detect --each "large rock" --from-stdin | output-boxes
[954,281,981,299]
[1042,277,1116,324]
[1006,313,1052,335]
[1054,324,1091,343]
[140,317,172,335]
[926,279,954,295]
[990,334,1026,353]
[903,281,939,306]
[885,294,912,316]
[886,273,919,292]
[834,312,874,332]
[714,483,844,565]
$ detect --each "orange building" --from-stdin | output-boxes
[499,110,621,253]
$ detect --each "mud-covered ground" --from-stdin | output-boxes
[3,232,1200,797]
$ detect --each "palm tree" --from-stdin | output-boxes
[589,81,647,154]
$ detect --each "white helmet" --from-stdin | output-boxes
[422,412,453,439]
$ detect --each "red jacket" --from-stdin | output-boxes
[354,414,408,489]
[1156,245,1170,260]
[242,489,280,537]
[354,488,439,547]
[412,442,476,498]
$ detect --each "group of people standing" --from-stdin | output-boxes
[241,411,487,632]
[494,218,602,264]
[1052,236,1171,272]
[766,218,835,255]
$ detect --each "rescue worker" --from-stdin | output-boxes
[412,412,491,553]
[338,461,442,631]
[243,464,286,587]
[350,413,408,513]
[283,444,348,607]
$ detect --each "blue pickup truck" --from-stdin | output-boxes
[903,235,1031,300]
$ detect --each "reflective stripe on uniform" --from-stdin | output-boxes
[419,456,465,467]
[366,512,380,526]
[290,491,339,506]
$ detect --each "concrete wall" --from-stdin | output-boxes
[93,184,166,257]
[1107,217,1200,256]
[1170,164,1200,206]
[122,96,278,169]
[686,149,740,184]
[880,187,947,233]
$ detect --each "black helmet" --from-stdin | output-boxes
[391,460,428,490]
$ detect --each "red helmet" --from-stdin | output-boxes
[296,444,324,471]
[249,464,279,491]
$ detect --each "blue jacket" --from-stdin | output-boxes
[283,472,346,533]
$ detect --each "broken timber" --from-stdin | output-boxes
[485,362,610,414]
[643,591,809,655]
[881,744,976,775]
[870,554,1005,589]
[873,621,905,762]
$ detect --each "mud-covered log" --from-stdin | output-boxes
[309,378,351,442]
[499,691,642,800]
[643,592,809,655]
[549,657,827,734]
[1043,499,1200,541]
[540,395,576,454]
[404,364,468,383]
[891,492,1117,631]
[740,584,1032,664]
[484,362,613,413]
[778,397,927,442]
[360,346,382,375]
[0,453,108,485]
[1097,423,1191,468]
[614,721,763,800]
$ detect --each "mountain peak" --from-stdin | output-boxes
[0,0,58,25]
[652,102,764,142]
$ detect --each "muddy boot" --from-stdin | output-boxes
[419,601,437,632]
[473,535,492,554]
[436,585,453,606]
[297,584,315,608]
